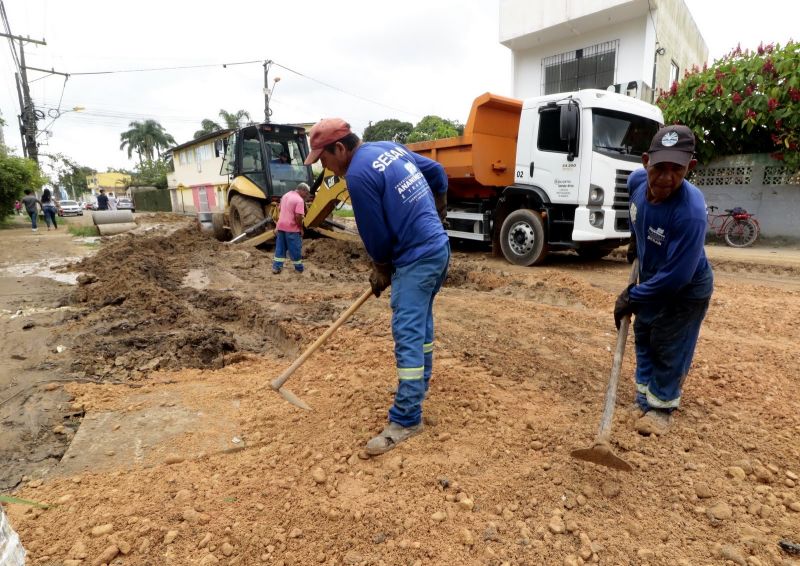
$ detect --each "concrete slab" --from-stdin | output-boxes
[56,388,242,476]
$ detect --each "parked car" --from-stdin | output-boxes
[83,201,95,211]
[117,198,135,213]
[57,200,83,216]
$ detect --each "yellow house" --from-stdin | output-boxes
[86,172,132,199]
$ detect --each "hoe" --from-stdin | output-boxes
[269,288,373,410]
[570,260,638,472]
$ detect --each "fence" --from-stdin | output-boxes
[130,186,172,213]
[691,154,800,239]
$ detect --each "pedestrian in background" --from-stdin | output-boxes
[14,200,22,215]
[96,189,109,211]
[615,125,713,436]
[40,188,58,231]
[304,118,449,456]
[272,183,311,275]
[108,192,118,211]
[21,190,41,232]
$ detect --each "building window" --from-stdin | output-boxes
[669,60,680,87]
[542,40,618,95]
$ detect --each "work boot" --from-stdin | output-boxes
[272,268,281,275]
[635,409,673,436]
[365,422,423,456]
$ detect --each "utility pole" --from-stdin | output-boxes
[263,60,272,123]
[0,31,47,163]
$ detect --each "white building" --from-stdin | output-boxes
[499,0,707,102]
[167,129,233,215]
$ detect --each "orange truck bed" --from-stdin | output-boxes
[406,92,522,200]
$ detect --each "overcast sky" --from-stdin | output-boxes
[1,0,797,177]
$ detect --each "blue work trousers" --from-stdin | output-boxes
[43,206,58,229]
[633,297,710,411]
[388,243,450,427]
[273,231,303,272]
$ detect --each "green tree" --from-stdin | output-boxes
[131,159,170,190]
[193,118,223,139]
[45,153,95,200]
[217,109,252,129]
[0,153,47,217]
[363,119,414,143]
[406,116,463,144]
[119,120,177,164]
[657,40,800,169]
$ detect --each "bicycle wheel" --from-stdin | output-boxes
[724,218,758,247]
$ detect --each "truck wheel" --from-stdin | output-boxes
[499,209,548,266]
[229,195,265,237]
[211,212,230,241]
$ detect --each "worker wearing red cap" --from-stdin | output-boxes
[305,118,449,455]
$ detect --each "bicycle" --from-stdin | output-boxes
[706,205,760,248]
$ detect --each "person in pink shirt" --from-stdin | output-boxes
[273,183,311,274]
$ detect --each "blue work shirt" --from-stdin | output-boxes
[627,168,713,302]
[345,141,449,267]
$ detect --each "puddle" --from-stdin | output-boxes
[0,257,85,285]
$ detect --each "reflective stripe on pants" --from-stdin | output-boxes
[388,244,450,427]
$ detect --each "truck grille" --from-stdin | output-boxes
[613,169,633,210]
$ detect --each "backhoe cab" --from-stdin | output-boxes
[210,123,354,244]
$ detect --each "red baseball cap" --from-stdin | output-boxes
[304,118,352,165]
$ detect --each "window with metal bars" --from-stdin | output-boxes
[542,40,619,95]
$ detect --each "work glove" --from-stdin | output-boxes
[613,284,637,330]
[369,262,393,298]
[434,191,448,228]
[626,230,637,264]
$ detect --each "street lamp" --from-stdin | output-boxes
[37,106,85,139]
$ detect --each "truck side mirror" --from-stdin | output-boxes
[560,102,578,161]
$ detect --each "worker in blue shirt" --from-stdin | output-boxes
[615,124,713,436]
[304,118,449,455]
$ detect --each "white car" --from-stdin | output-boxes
[57,200,84,216]
[117,198,135,213]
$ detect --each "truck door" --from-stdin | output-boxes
[531,105,580,205]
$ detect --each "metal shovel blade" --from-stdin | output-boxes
[570,442,632,472]
[272,385,311,411]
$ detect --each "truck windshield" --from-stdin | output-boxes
[591,109,660,163]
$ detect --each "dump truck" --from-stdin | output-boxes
[406,90,664,265]
[206,122,353,246]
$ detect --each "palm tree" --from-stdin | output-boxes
[218,109,252,129]
[119,120,177,164]
[193,119,223,139]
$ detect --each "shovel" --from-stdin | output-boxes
[269,288,373,410]
[570,259,639,472]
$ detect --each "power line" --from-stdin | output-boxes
[69,59,263,76]
[62,57,421,118]
[271,61,420,118]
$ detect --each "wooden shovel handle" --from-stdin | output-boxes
[596,259,639,443]
[270,288,373,390]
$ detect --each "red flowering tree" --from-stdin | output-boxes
[657,41,800,170]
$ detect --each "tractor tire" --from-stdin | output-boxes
[499,208,548,266]
[211,212,230,241]
[229,195,265,238]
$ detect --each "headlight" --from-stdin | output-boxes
[589,211,604,228]
[589,186,604,205]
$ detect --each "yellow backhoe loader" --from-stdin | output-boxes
[205,122,355,245]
